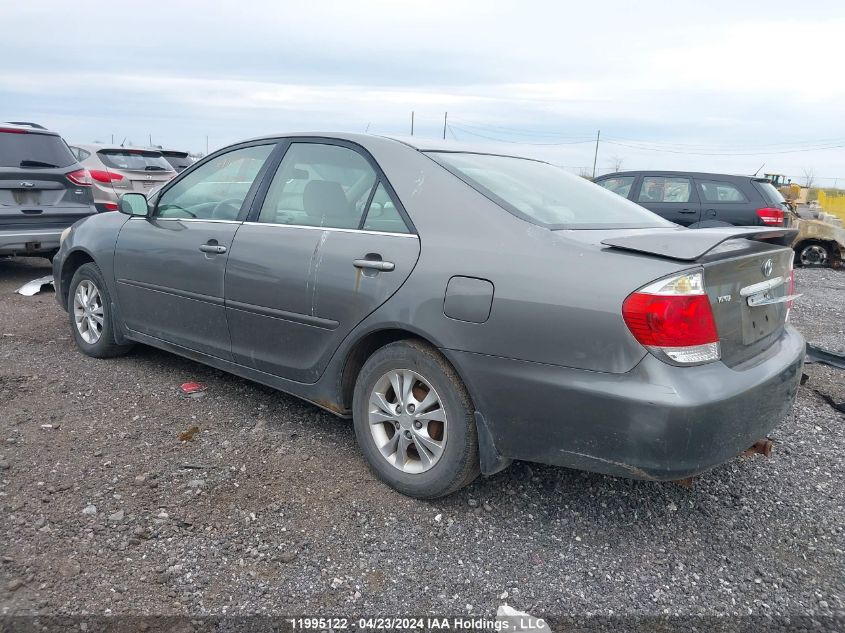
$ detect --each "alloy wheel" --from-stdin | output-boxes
[800,244,828,267]
[368,369,447,474]
[73,279,104,344]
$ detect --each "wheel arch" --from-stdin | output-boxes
[59,248,97,308]
[335,326,510,476]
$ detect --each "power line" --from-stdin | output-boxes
[450,124,595,145]
[603,139,845,156]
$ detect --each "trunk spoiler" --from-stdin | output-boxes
[601,227,798,262]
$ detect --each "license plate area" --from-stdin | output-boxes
[741,299,781,344]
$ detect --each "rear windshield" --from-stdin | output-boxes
[97,149,173,172]
[0,130,76,168]
[755,181,788,207]
[430,152,673,229]
[161,152,193,171]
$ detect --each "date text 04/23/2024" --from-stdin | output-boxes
[288,617,547,631]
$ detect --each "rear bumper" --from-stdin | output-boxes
[446,325,805,480]
[0,228,63,254]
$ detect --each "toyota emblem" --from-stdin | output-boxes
[761,259,774,277]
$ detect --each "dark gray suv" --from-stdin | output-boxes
[595,171,789,228]
[0,123,96,259]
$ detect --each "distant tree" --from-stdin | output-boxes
[802,167,816,189]
[609,155,624,172]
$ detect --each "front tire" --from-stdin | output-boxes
[68,263,133,358]
[352,340,479,498]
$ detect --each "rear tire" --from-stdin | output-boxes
[68,263,133,358]
[352,340,479,498]
[795,241,832,268]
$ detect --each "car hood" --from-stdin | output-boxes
[597,226,797,261]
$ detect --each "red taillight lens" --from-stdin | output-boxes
[756,207,784,226]
[103,202,119,211]
[0,127,27,134]
[623,293,719,347]
[622,271,720,365]
[66,168,92,186]
[89,169,125,183]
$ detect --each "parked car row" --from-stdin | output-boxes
[1,121,193,258]
[52,132,804,498]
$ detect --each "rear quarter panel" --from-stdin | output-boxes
[346,139,690,374]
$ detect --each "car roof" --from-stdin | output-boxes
[1,122,59,136]
[243,132,543,161]
[598,170,766,181]
[71,142,166,154]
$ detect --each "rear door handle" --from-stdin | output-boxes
[199,244,227,254]
[353,259,395,272]
[678,208,697,214]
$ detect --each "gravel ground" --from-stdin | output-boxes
[0,256,842,624]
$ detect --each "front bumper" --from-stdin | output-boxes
[447,326,805,480]
[0,228,63,255]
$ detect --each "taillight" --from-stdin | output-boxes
[89,169,125,184]
[66,168,92,186]
[0,127,27,134]
[622,270,720,366]
[103,202,119,211]
[756,207,784,226]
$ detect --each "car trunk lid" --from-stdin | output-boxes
[598,226,798,367]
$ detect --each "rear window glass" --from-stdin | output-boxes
[0,131,76,168]
[161,152,193,172]
[430,152,671,229]
[755,181,787,207]
[698,181,747,203]
[97,150,173,172]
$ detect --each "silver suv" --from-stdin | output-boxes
[68,144,176,212]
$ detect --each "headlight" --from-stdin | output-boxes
[60,227,71,245]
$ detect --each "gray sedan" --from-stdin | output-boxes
[53,134,805,498]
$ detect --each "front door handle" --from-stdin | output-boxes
[353,259,395,272]
[199,243,227,254]
[678,208,697,214]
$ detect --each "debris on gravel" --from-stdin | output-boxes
[0,257,842,620]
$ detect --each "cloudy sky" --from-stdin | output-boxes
[2,0,844,185]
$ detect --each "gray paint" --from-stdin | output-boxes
[53,132,805,480]
[443,276,494,323]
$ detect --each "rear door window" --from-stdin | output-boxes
[638,177,692,203]
[698,181,747,203]
[0,131,76,168]
[97,150,173,172]
[257,143,378,229]
[596,176,635,198]
[362,183,410,233]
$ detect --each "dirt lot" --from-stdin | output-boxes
[0,256,843,623]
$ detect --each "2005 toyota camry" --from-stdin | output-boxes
[53,133,804,498]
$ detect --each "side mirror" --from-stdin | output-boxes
[119,193,150,217]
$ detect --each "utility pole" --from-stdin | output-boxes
[149,133,152,146]
[591,130,601,179]
[411,111,415,136]
[206,136,209,155]
[443,112,448,140]
[111,134,114,144]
